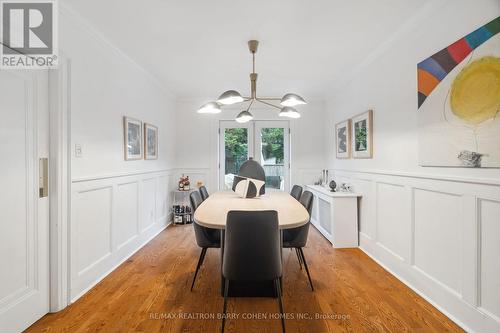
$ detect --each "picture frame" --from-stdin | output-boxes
[351,110,373,159]
[335,119,351,159]
[144,123,158,160]
[123,117,143,160]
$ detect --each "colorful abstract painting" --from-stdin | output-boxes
[417,16,500,167]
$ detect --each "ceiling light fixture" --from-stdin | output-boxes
[197,40,306,121]
[280,93,307,107]
[235,110,254,123]
[197,101,222,114]
[279,107,301,119]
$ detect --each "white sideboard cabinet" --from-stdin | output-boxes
[305,185,361,248]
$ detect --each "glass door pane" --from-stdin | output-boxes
[255,121,290,191]
[219,120,289,191]
[219,122,253,190]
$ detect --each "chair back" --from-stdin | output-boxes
[223,210,282,281]
[199,186,209,201]
[284,191,314,248]
[189,191,203,211]
[299,191,314,216]
[290,185,303,201]
[190,191,220,248]
[238,158,266,195]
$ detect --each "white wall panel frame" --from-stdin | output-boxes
[330,168,500,333]
[69,170,174,302]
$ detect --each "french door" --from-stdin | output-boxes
[0,70,50,332]
[219,120,290,192]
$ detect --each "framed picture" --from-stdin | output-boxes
[144,123,158,160]
[351,110,373,159]
[335,119,351,159]
[123,117,143,160]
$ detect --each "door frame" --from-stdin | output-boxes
[218,120,291,191]
[48,55,72,312]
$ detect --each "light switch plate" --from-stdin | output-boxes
[75,144,82,157]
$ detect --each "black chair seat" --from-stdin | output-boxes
[282,223,308,248]
[193,221,221,248]
[282,191,314,291]
[190,191,221,291]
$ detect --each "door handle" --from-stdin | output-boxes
[39,158,48,198]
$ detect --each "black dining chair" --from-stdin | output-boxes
[282,191,314,291]
[189,191,221,291]
[290,185,303,201]
[199,186,209,201]
[221,210,285,333]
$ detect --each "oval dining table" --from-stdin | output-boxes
[194,190,310,297]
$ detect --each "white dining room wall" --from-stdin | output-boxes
[324,0,500,332]
[173,99,327,192]
[60,5,177,301]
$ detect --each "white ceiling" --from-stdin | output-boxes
[63,0,430,100]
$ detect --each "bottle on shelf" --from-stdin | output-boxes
[184,176,190,191]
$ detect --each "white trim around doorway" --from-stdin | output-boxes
[48,55,71,312]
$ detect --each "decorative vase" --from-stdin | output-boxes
[329,180,337,192]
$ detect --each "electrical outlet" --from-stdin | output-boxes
[75,144,82,158]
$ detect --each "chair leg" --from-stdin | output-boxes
[274,278,286,333]
[294,248,303,269]
[191,248,207,291]
[221,279,229,333]
[299,248,314,291]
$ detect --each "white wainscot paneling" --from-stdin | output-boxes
[350,178,373,238]
[413,189,463,296]
[75,186,112,276]
[70,170,173,301]
[479,198,500,321]
[376,182,408,261]
[115,181,139,250]
[141,178,157,232]
[330,168,500,333]
[156,175,169,222]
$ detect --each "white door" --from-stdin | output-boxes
[0,70,50,332]
[219,120,290,191]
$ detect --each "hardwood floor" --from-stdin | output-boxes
[26,224,464,333]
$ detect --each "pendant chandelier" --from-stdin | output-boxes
[197,40,306,123]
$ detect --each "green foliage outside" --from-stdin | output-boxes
[225,128,248,174]
[261,128,284,164]
[224,127,284,175]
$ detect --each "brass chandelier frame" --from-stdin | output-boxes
[197,40,306,121]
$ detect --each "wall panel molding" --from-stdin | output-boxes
[332,168,500,187]
[330,168,500,333]
[70,169,175,302]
